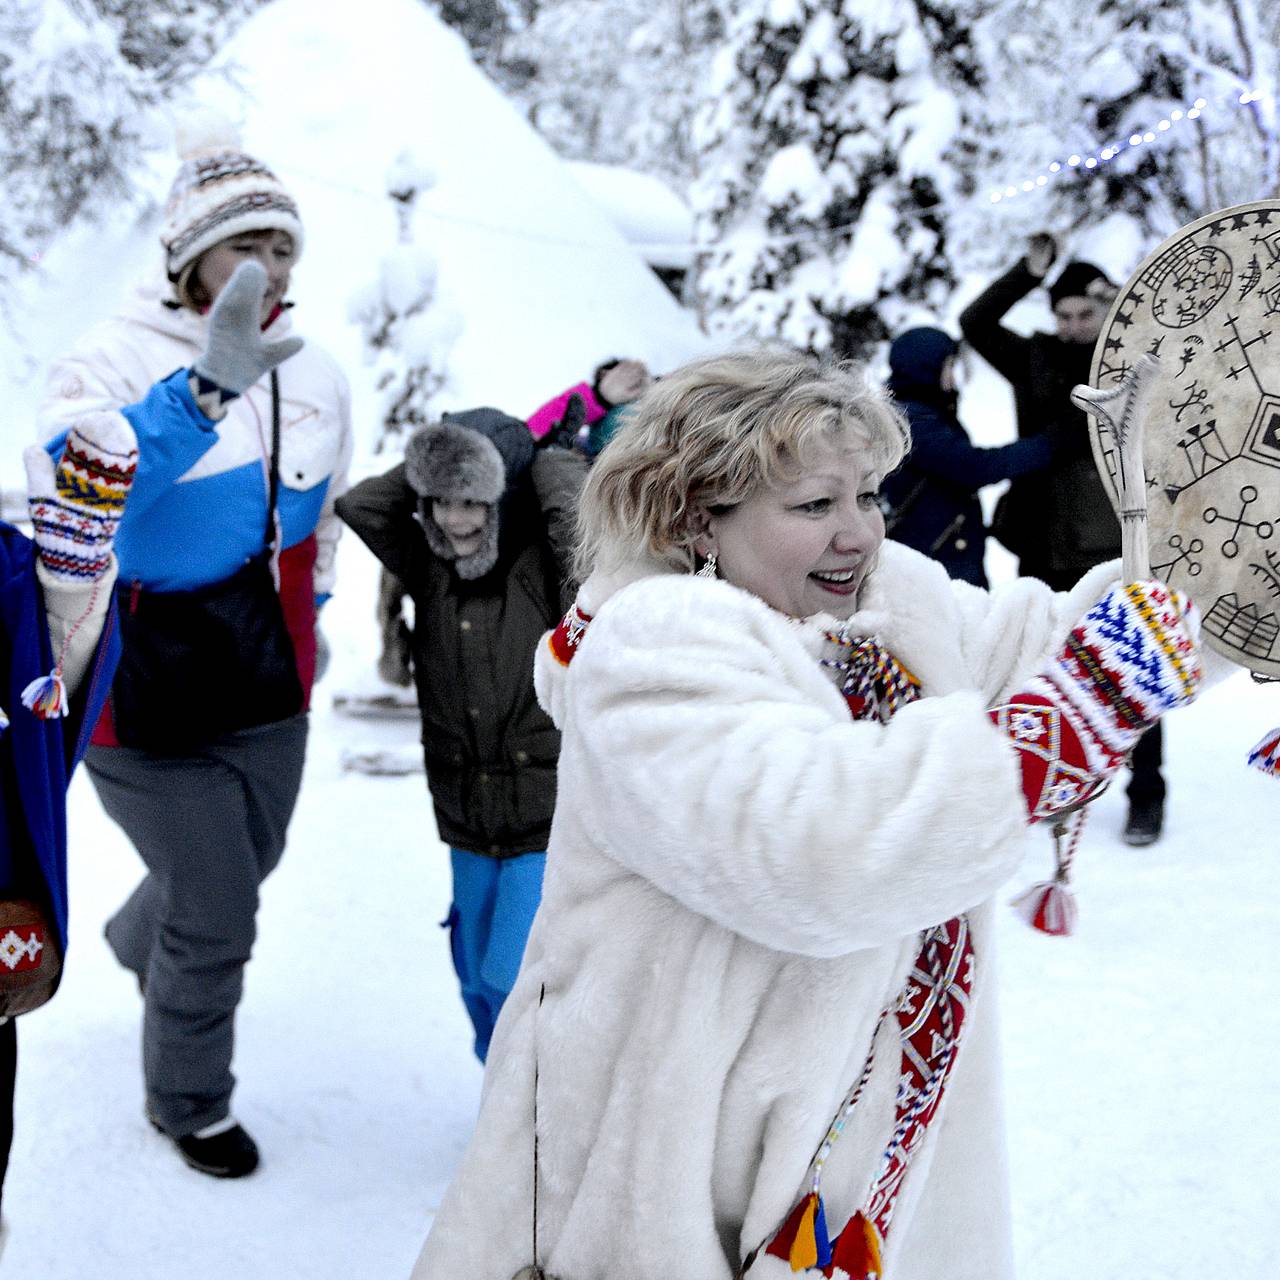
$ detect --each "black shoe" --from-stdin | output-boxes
[1123,797,1164,846]
[150,1115,260,1178]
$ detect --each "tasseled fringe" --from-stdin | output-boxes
[1247,726,1280,777]
[826,1211,883,1279]
[1012,809,1085,936]
[21,671,68,720]
[1011,879,1078,936]
[765,1193,832,1271]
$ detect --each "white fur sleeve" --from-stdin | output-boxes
[564,577,1029,959]
[953,561,1119,704]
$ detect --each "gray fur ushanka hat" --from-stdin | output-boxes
[404,418,511,579]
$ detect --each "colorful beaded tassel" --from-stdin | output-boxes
[765,1193,832,1272]
[1011,809,1085,936]
[828,1211,883,1279]
[20,672,68,720]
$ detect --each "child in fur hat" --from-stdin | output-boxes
[375,362,653,693]
[336,410,586,1062]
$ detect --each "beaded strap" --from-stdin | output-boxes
[762,640,976,1279]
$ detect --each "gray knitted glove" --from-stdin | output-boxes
[192,261,304,404]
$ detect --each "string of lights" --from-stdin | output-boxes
[988,83,1271,204]
[22,80,1271,268]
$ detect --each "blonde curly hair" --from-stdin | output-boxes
[575,345,909,579]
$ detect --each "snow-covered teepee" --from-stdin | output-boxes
[1,0,708,469]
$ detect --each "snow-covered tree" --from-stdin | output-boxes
[430,0,538,81]
[1084,0,1279,216]
[94,0,262,83]
[692,0,990,357]
[0,1,141,275]
[0,0,264,297]
[970,0,1280,259]
[348,151,461,454]
[467,0,722,192]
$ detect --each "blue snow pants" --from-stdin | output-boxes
[446,847,546,1063]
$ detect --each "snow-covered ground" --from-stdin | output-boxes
[3,0,1280,1276]
[7,559,1278,1279]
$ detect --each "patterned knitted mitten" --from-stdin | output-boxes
[990,581,1201,822]
[23,412,138,584]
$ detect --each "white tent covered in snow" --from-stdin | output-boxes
[565,161,696,272]
[0,0,708,467]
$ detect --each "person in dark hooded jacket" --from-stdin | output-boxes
[335,410,585,1062]
[960,238,1167,846]
[882,327,1054,588]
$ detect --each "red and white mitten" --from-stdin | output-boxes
[991,580,1201,823]
[992,581,1200,935]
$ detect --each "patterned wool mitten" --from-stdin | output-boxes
[24,413,138,585]
[21,414,138,719]
[991,580,1201,822]
[991,581,1201,932]
[189,260,303,418]
[1249,727,1280,777]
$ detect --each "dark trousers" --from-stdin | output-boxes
[1020,560,1165,807]
[0,1017,13,1214]
[86,714,308,1137]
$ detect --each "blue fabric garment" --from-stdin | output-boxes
[0,524,119,949]
[444,847,546,1063]
[45,370,330,592]
[587,402,634,458]
[884,327,1053,587]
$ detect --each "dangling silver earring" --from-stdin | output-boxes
[695,552,717,579]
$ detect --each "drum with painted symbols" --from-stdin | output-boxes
[1087,199,1280,678]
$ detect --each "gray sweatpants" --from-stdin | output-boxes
[86,715,308,1137]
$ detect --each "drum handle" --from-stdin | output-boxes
[1072,353,1160,580]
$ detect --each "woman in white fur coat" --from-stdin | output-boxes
[411,349,1200,1280]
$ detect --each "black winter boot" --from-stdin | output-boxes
[1122,796,1164,846]
[150,1114,260,1178]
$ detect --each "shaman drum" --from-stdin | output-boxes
[1087,199,1280,678]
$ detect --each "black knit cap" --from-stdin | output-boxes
[1049,261,1111,309]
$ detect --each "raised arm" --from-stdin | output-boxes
[906,403,1053,491]
[530,445,589,606]
[334,463,431,589]
[958,260,1043,384]
[527,382,607,441]
[567,576,1029,959]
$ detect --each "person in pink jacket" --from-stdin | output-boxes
[526,358,652,448]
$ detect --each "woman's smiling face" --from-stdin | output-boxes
[695,438,885,620]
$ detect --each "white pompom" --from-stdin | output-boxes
[172,106,243,159]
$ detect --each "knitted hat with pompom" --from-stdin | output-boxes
[160,114,304,281]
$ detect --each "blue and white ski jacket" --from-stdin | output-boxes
[37,276,352,599]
